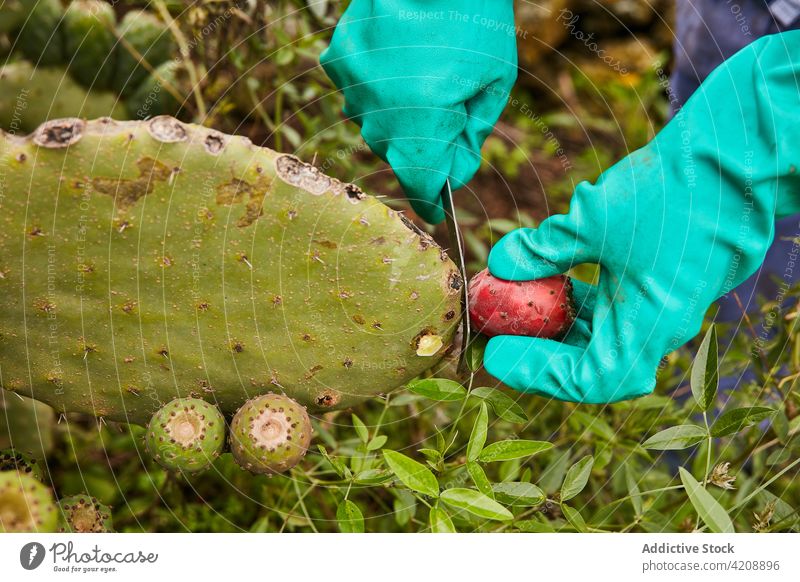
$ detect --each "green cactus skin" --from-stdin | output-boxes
[0,470,58,532]
[1,390,55,459]
[57,494,113,532]
[0,0,37,35]
[113,10,175,96]
[145,398,225,473]
[64,0,117,89]
[15,0,65,65]
[0,62,125,133]
[0,117,461,425]
[229,393,312,475]
[127,60,185,119]
[0,449,44,481]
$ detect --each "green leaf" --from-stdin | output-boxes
[560,455,594,502]
[465,334,488,372]
[467,462,494,498]
[570,410,616,441]
[492,482,545,507]
[383,450,440,497]
[710,407,775,438]
[352,414,369,443]
[429,506,456,533]
[406,378,467,401]
[516,518,555,532]
[440,488,513,521]
[393,490,417,528]
[679,467,734,533]
[642,424,707,450]
[625,464,643,517]
[561,504,587,532]
[336,500,364,533]
[471,387,528,423]
[467,402,489,462]
[478,440,553,462]
[691,325,718,411]
[538,448,571,493]
[366,435,388,451]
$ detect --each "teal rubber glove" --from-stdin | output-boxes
[320,0,517,223]
[485,31,800,403]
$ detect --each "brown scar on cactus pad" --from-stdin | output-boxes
[0,117,460,425]
[229,393,312,475]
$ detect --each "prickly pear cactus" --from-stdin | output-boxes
[0,117,461,425]
[113,9,175,95]
[57,494,113,532]
[230,394,312,475]
[0,470,59,532]
[146,398,225,473]
[0,449,44,481]
[63,0,117,89]
[15,0,64,65]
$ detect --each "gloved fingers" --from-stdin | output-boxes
[570,279,597,320]
[483,335,587,402]
[488,210,597,280]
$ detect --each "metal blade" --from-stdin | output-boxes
[441,178,470,374]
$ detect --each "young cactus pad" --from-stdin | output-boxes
[58,494,113,532]
[0,449,44,481]
[229,393,312,475]
[0,117,461,424]
[0,470,58,532]
[145,398,225,473]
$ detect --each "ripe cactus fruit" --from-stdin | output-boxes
[468,269,575,338]
[0,449,44,481]
[0,117,460,424]
[57,494,113,532]
[64,0,117,89]
[229,394,312,475]
[0,470,58,532]
[145,398,226,473]
[113,10,175,96]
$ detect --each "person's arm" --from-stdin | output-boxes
[485,31,800,403]
[320,0,517,224]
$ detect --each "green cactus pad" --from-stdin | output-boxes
[0,470,58,532]
[113,10,175,96]
[0,62,124,132]
[0,117,460,424]
[230,393,312,475]
[64,0,117,89]
[15,0,65,65]
[0,449,44,481]
[57,494,113,532]
[145,398,225,473]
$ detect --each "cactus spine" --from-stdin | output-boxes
[229,394,312,475]
[57,494,113,532]
[146,398,225,473]
[0,470,58,532]
[0,117,460,424]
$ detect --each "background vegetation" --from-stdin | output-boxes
[1,0,797,532]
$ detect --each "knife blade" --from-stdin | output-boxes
[440,178,470,374]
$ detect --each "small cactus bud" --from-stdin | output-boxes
[229,394,312,475]
[145,398,226,473]
[0,449,43,481]
[58,494,113,533]
[0,470,58,532]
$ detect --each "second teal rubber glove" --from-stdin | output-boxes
[320,0,517,223]
[485,31,800,403]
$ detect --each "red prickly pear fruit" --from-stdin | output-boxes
[468,269,575,338]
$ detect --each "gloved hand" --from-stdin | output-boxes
[320,0,517,223]
[485,31,800,403]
